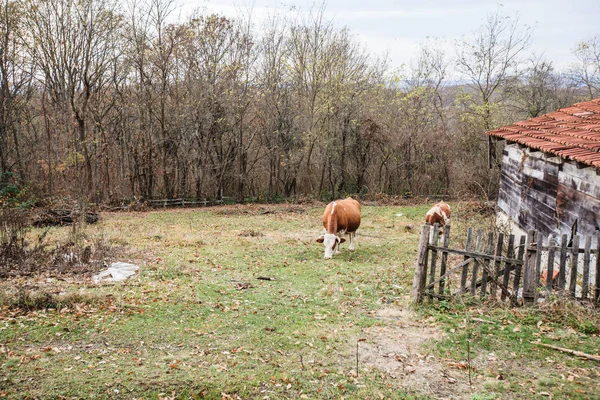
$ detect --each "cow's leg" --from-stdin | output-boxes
[335,237,342,254]
[442,212,450,226]
[348,232,356,251]
[335,230,346,254]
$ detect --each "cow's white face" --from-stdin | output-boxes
[316,233,346,259]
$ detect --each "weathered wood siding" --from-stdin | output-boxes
[498,143,600,238]
[557,163,600,237]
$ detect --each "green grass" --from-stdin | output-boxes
[419,297,600,400]
[1,202,599,399]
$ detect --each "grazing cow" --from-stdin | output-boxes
[316,198,361,259]
[425,201,451,231]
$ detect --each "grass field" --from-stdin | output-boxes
[1,201,599,399]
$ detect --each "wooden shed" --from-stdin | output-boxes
[487,98,600,239]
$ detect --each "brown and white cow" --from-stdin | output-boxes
[540,269,559,287]
[425,201,451,231]
[316,198,361,259]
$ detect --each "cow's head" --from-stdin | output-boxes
[316,233,346,259]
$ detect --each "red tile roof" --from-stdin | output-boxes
[487,98,600,167]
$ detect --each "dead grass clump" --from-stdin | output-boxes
[48,241,103,274]
[239,229,263,237]
[292,195,319,205]
[276,206,306,214]
[1,208,121,278]
[217,204,308,216]
[0,208,30,263]
[361,192,407,205]
[33,208,99,227]
[449,200,510,246]
[1,287,107,312]
[215,204,258,215]
[454,200,496,221]
[535,296,600,334]
[0,234,117,278]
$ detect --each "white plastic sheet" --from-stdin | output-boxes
[92,262,139,283]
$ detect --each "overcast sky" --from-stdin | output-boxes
[180,0,599,74]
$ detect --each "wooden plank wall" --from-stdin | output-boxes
[557,162,600,237]
[498,144,600,239]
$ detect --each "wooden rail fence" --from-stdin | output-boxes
[145,197,235,208]
[412,224,600,306]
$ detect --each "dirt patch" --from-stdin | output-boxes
[362,307,480,400]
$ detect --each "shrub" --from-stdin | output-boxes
[0,208,30,263]
[0,173,38,209]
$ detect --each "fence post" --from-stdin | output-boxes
[413,224,431,304]
[512,235,526,301]
[470,230,484,296]
[428,224,440,298]
[558,234,568,290]
[545,236,557,292]
[438,225,451,296]
[491,233,504,299]
[480,232,494,298]
[595,234,600,305]
[582,236,592,299]
[502,234,515,301]
[569,235,580,298]
[460,228,473,292]
[535,234,545,295]
[523,230,538,304]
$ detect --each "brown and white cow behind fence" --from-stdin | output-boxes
[316,198,361,259]
[425,201,451,231]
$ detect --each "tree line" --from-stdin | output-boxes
[1,0,599,205]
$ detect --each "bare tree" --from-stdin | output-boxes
[23,0,122,200]
[147,0,180,199]
[287,4,337,196]
[319,27,383,197]
[0,1,32,187]
[570,36,600,99]
[397,42,452,195]
[256,15,300,198]
[7,0,590,205]
[407,40,449,124]
[511,55,574,118]
[180,13,256,200]
[121,0,155,198]
[456,9,533,130]
[455,8,532,198]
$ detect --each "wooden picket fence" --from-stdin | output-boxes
[412,224,600,306]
